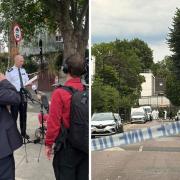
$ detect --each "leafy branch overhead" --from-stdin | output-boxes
[0,0,89,58]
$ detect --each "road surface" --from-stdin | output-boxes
[92,120,180,180]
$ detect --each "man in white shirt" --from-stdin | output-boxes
[6,55,30,139]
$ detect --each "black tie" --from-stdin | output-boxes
[18,68,24,88]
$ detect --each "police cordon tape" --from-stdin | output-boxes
[91,121,180,151]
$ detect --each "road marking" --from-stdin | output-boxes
[139,145,143,152]
[104,147,125,151]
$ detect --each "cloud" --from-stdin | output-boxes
[149,41,172,62]
[91,0,180,62]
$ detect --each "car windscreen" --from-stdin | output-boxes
[92,113,115,121]
[131,112,144,116]
[144,108,151,113]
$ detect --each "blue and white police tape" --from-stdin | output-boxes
[91,121,180,151]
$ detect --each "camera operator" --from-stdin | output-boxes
[45,54,88,180]
[6,55,30,139]
[0,73,23,180]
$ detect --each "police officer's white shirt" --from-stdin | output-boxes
[6,66,29,92]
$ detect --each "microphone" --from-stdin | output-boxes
[32,84,38,94]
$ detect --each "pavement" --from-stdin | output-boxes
[15,92,55,180]
[92,120,180,180]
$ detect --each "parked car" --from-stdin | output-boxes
[131,107,148,123]
[141,106,152,121]
[91,112,124,137]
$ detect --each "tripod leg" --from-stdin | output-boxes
[24,138,28,163]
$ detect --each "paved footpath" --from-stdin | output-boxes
[15,110,55,180]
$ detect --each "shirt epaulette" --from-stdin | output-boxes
[7,68,13,73]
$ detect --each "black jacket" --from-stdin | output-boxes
[0,79,23,159]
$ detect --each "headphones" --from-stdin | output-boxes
[62,55,74,74]
[62,57,70,74]
[62,61,69,74]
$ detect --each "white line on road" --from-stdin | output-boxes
[104,147,125,151]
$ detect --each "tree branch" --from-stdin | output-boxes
[70,0,77,29]
[59,0,73,32]
[78,0,88,30]
[83,6,89,41]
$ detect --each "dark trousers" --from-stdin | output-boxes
[0,154,15,180]
[53,143,89,180]
[11,100,27,136]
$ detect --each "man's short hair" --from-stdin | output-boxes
[66,54,84,77]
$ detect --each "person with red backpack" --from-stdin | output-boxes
[45,54,89,180]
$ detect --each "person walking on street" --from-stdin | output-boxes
[45,54,89,180]
[0,73,23,180]
[169,111,173,121]
[164,110,167,120]
[156,109,159,120]
[152,109,156,120]
[6,55,30,139]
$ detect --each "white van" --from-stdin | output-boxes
[131,107,148,123]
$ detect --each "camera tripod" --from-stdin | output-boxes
[21,88,48,162]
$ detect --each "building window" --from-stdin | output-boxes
[56,35,63,43]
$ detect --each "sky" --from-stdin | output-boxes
[91,0,180,62]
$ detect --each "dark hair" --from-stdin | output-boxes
[66,54,84,77]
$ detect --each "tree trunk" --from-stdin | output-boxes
[9,23,19,63]
[62,30,87,62]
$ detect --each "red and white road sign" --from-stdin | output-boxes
[13,24,22,43]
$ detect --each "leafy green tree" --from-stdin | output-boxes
[24,56,38,74]
[0,53,8,73]
[0,0,89,59]
[130,38,153,69]
[151,56,180,106]
[151,56,173,78]
[97,65,119,87]
[92,78,119,113]
[92,40,146,113]
[167,8,180,79]
[166,74,180,106]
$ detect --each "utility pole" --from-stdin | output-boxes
[39,39,43,70]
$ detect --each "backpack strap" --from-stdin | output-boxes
[57,84,78,95]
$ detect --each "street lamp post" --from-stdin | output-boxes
[39,39,43,70]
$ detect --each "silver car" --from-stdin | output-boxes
[91,112,123,137]
[131,111,148,123]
